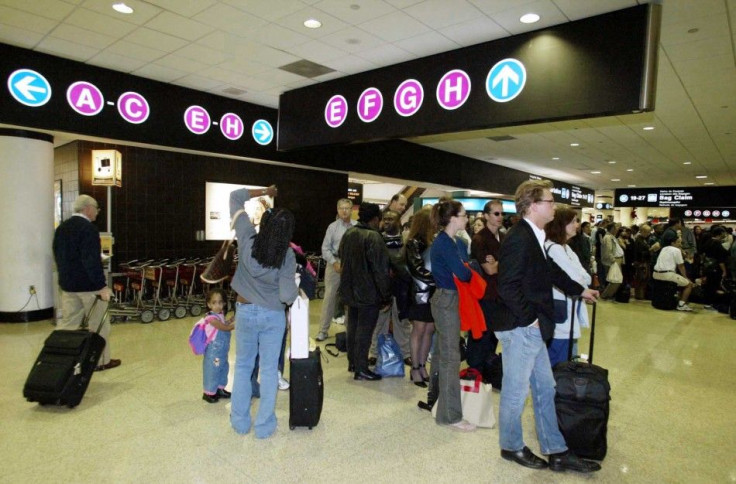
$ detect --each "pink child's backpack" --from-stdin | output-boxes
[188,318,208,355]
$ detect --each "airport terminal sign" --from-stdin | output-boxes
[615,187,736,208]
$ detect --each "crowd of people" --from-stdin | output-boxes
[52,183,734,473]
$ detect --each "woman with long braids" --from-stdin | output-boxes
[229,185,298,439]
[429,199,476,432]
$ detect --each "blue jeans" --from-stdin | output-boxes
[203,330,231,394]
[230,303,286,439]
[495,326,568,455]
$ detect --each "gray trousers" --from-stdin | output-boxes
[318,264,342,335]
[430,288,462,425]
[58,290,111,365]
[369,297,411,359]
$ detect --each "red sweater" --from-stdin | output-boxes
[453,267,487,339]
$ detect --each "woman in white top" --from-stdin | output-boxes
[544,205,592,367]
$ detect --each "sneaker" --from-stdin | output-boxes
[332,315,345,325]
[444,420,476,432]
[278,372,290,391]
[677,303,693,312]
[316,332,328,342]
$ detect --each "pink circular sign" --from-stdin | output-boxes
[325,95,348,128]
[220,113,244,140]
[66,81,104,116]
[357,87,383,123]
[394,79,423,117]
[184,105,211,134]
[117,91,149,124]
[436,69,471,110]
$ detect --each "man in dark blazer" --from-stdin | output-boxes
[493,180,599,473]
[53,195,120,371]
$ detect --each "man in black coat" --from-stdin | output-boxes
[493,180,599,473]
[53,195,120,371]
[338,203,391,381]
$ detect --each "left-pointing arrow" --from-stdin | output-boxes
[15,75,47,101]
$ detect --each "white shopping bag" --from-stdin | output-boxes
[289,294,310,359]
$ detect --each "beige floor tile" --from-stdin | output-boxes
[3,298,736,483]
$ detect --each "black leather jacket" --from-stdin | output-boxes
[405,237,435,305]
[338,223,391,307]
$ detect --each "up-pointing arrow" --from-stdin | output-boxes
[492,65,519,98]
[254,122,271,141]
[15,75,47,101]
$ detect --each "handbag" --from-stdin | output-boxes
[606,262,623,284]
[200,209,244,284]
[552,298,568,324]
[374,333,404,377]
[432,368,495,428]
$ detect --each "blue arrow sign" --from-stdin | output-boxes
[251,119,273,145]
[486,59,526,103]
[7,68,52,107]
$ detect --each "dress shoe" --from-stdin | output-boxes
[548,451,601,473]
[368,357,377,366]
[215,388,231,398]
[500,447,548,470]
[404,357,413,366]
[354,370,382,381]
[95,359,121,371]
[202,393,219,403]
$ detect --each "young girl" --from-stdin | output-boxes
[202,288,234,403]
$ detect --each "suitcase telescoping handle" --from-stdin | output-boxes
[82,296,110,335]
[566,297,597,364]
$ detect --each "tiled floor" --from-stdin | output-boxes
[2,298,735,483]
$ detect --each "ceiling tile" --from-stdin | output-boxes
[104,40,168,63]
[223,0,305,22]
[359,10,431,43]
[0,5,58,33]
[144,11,215,41]
[141,0,215,17]
[123,27,189,52]
[36,36,99,61]
[404,0,485,30]
[88,51,148,72]
[132,63,188,82]
[65,7,138,38]
[394,30,459,57]
[320,25,384,53]
[49,24,117,50]
[79,0,162,25]
[0,24,45,48]
[314,0,396,23]
[439,16,507,46]
[0,0,76,21]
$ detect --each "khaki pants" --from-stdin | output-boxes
[58,290,111,365]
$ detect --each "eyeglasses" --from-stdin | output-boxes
[536,199,555,204]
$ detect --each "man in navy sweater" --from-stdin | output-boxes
[53,195,120,371]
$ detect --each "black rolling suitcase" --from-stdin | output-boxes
[651,279,678,310]
[553,301,610,461]
[23,297,108,408]
[289,347,324,430]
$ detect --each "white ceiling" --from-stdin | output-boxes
[1,0,735,192]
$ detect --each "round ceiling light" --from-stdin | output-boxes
[112,2,134,14]
[520,13,540,24]
[304,18,322,29]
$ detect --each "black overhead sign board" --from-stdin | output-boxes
[278,4,660,151]
[529,175,594,208]
[614,187,736,208]
[0,43,279,160]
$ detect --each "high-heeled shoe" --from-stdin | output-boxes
[410,366,428,388]
[419,364,429,382]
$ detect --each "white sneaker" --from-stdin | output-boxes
[444,420,476,432]
[278,372,290,391]
[332,315,345,325]
[677,303,693,312]
[315,332,328,342]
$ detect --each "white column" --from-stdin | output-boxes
[0,130,54,321]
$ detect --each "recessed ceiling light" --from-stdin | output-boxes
[608,160,616,164]
[552,157,559,160]
[683,161,692,165]
[643,126,655,131]
[628,185,636,187]
[570,143,579,147]
[695,175,708,179]
[591,170,601,174]
[611,178,621,181]
[303,18,322,29]
[520,13,540,24]
[112,2,133,14]
[704,182,715,185]
[626,168,634,172]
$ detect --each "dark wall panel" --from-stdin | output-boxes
[74,141,346,267]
